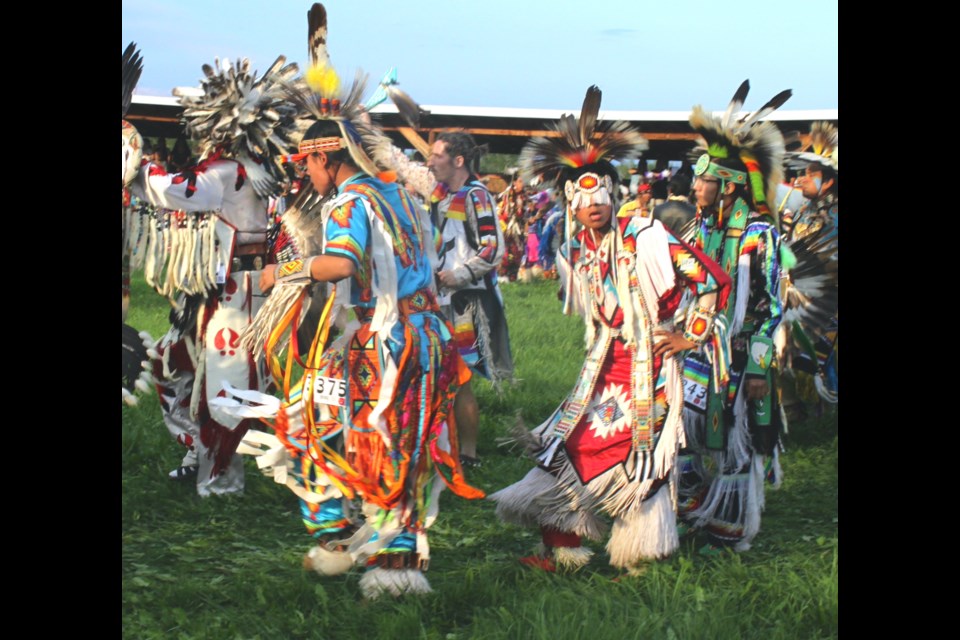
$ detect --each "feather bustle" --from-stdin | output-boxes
[176,55,304,197]
[122,43,143,119]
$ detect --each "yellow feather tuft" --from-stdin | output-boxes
[305,63,340,97]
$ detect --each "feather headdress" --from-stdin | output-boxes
[173,55,303,198]
[282,1,433,250]
[284,70,391,179]
[520,85,648,207]
[787,121,838,173]
[286,3,433,191]
[689,80,791,219]
[519,86,647,314]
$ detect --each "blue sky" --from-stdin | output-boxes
[122,0,838,112]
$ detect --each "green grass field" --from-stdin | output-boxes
[122,278,838,640]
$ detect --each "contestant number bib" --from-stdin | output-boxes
[683,376,708,412]
[682,355,710,413]
[313,375,347,407]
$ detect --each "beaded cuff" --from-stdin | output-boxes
[275,256,316,285]
[683,306,716,346]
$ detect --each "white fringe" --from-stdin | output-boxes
[682,407,706,451]
[489,467,564,529]
[690,459,762,551]
[239,283,307,358]
[735,457,764,552]
[726,387,753,470]
[543,418,681,525]
[488,467,606,540]
[576,265,596,349]
[469,293,511,389]
[655,358,686,471]
[365,197,400,336]
[607,486,679,566]
[359,195,403,446]
[730,254,752,338]
[494,368,683,540]
[127,208,224,298]
[359,568,432,599]
[232,426,347,505]
[626,218,676,344]
[143,219,158,290]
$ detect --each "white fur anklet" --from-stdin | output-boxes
[553,545,594,571]
[359,568,432,599]
[303,545,354,577]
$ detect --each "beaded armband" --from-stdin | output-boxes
[275,256,316,285]
[683,306,716,346]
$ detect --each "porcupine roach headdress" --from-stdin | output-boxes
[282,3,427,181]
[519,85,647,312]
[787,121,838,174]
[173,54,303,198]
[689,80,791,224]
[520,85,648,213]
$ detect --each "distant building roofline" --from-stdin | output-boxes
[131,96,837,123]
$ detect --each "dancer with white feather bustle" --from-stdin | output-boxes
[676,81,791,553]
[489,86,730,574]
[220,3,482,600]
[127,43,303,495]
